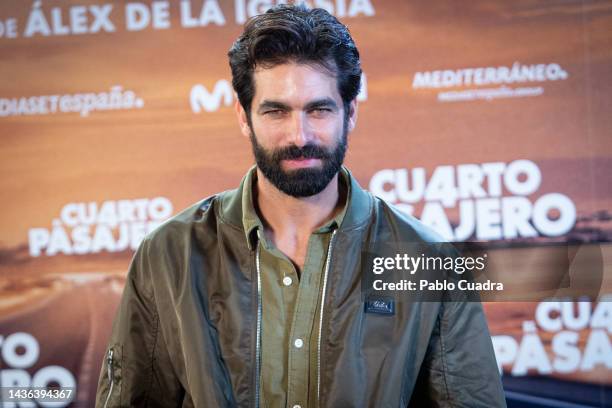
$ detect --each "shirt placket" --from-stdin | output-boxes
[286,233,326,408]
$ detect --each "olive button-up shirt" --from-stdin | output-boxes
[242,168,349,408]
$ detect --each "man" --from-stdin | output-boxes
[96,5,505,407]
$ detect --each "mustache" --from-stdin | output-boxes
[270,144,332,161]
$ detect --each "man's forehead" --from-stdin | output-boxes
[252,62,341,105]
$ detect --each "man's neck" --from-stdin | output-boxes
[254,168,343,249]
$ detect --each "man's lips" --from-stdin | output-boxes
[282,158,322,169]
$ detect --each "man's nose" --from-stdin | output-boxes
[288,112,312,147]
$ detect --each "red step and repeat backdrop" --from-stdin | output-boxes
[1,0,611,406]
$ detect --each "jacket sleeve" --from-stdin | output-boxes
[408,299,507,408]
[95,237,184,407]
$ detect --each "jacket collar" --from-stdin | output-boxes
[218,165,373,250]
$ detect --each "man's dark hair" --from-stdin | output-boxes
[228,4,361,118]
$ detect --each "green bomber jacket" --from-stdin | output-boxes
[95,168,506,408]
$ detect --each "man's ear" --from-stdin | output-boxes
[347,99,358,132]
[235,99,251,138]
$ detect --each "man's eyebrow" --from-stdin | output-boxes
[257,98,339,114]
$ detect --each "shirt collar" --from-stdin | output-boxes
[241,166,350,250]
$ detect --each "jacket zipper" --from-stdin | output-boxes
[317,229,337,405]
[103,348,114,408]
[254,239,263,408]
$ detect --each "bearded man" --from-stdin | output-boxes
[96,5,505,408]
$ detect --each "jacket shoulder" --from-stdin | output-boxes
[145,195,217,248]
[374,197,446,244]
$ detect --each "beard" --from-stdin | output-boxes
[249,126,348,198]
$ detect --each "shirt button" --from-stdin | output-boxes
[294,338,304,348]
[292,405,301,408]
[282,276,293,286]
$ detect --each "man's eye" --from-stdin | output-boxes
[264,109,284,116]
[311,108,332,114]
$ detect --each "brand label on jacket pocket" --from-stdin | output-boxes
[365,298,395,315]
